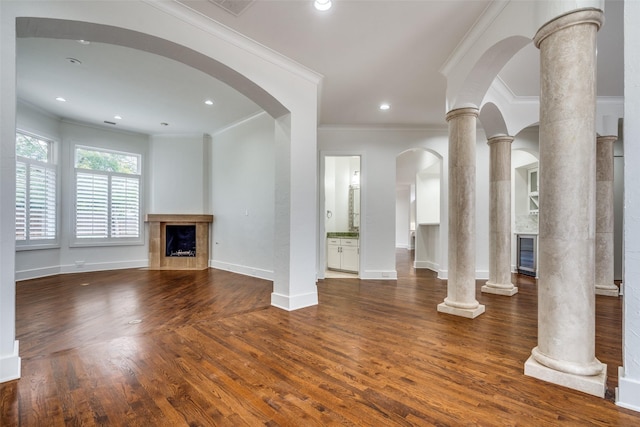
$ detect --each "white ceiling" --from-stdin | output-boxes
[15,0,623,136]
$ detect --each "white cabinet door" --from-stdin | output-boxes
[327,243,341,270]
[341,245,359,272]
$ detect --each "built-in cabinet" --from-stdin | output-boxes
[327,237,359,272]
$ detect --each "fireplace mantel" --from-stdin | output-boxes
[145,214,213,270]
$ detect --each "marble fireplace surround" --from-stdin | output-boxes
[145,214,214,270]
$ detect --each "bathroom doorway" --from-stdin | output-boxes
[324,156,361,278]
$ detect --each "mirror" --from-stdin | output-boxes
[325,156,360,234]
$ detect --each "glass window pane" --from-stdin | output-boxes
[75,147,139,174]
[16,133,50,162]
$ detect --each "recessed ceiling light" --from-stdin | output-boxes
[55,97,66,102]
[77,39,91,45]
[204,99,214,106]
[114,115,122,120]
[379,103,390,110]
[66,57,82,65]
[160,122,169,126]
[314,0,332,11]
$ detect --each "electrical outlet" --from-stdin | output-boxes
[75,260,85,268]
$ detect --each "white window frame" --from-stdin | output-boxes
[15,130,60,250]
[72,145,144,247]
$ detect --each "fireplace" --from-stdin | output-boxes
[145,214,213,270]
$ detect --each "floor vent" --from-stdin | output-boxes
[208,0,255,16]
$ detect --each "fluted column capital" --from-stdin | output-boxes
[534,8,604,48]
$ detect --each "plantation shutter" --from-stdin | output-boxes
[29,165,57,239]
[16,161,27,241]
[76,172,109,238]
[111,175,140,238]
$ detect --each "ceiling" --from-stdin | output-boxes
[15,0,624,136]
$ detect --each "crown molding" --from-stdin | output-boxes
[318,124,449,133]
[143,0,323,86]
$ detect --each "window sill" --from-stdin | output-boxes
[16,242,60,251]
[69,239,145,248]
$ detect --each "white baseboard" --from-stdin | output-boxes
[475,270,489,280]
[16,260,148,281]
[271,291,318,311]
[15,266,61,281]
[210,260,274,281]
[414,260,439,271]
[60,260,148,275]
[360,270,397,280]
[617,366,640,412]
[0,340,21,383]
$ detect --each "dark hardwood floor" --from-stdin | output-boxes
[2,250,639,426]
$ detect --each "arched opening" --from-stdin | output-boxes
[396,148,443,274]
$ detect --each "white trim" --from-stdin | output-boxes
[360,270,398,280]
[319,124,448,133]
[475,269,490,280]
[209,260,274,281]
[617,367,640,412]
[145,0,323,85]
[271,291,318,311]
[0,341,21,383]
[59,260,148,275]
[414,260,439,271]
[15,265,61,282]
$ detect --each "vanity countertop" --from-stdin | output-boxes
[327,232,359,238]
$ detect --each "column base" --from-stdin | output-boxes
[524,355,607,398]
[437,302,485,319]
[482,282,518,296]
[595,285,619,297]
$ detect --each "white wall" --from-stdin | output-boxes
[395,186,410,248]
[618,0,640,411]
[210,113,275,279]
[319,127,490,281]
[416,164,440,225]
[148,134,209,215]
[15,103,150,280]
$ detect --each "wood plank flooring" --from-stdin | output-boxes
[2,251,639,426]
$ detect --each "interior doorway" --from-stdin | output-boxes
[324,156,361,278]
[395,149,442,274]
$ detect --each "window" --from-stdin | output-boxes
[16,132,58,247]
[74,146,142,244]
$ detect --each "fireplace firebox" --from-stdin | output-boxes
[165,225,196,257]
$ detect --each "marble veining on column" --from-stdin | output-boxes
[483,135,518,296]
[438,107,485,319]
[524,8,606,398]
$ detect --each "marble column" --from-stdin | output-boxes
[438,107,485,319]
[595,135,619,297]
[524,9,606,397]
[482,135,518,296]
